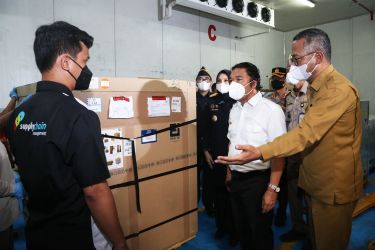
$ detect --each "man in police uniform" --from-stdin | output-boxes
[265,67,290,227]
[196,66,215,215]
[280,79,309,242]
[266,68,290,111]
[6,21,127,250]
[217,28,363,250]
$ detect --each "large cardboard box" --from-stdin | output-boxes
[17,78,198,250]
[77,77,198,250]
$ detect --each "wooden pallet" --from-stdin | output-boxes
[352,192,375,218]
[167,235,196,250]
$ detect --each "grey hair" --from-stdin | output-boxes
[293,28,331,62]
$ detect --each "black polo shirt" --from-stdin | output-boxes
[6,81,110,250]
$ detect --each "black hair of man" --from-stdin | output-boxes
[293,28,331,63]
[231,62,262,90]
[33,21,94,73]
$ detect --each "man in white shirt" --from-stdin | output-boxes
[226,62,286,250]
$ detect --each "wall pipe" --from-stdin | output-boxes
[352,0,373,21]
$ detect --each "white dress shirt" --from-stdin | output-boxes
[227,92,286,172]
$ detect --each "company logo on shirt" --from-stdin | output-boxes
[13,111,25,131]
[14,111,48,136]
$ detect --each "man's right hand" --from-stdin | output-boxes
[225,168,232,192]
[215,144,262,165]
[203,150,214,169]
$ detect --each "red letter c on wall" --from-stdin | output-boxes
[208,24,216,41]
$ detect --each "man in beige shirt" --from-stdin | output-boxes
[216,28,363,250]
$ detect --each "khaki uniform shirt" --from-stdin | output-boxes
[286,82,308,131]
[265,90,291,127]
[259,65,363,205]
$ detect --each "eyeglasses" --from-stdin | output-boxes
[288,52,315,66]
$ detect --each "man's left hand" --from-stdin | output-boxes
[262,189,277,213]
[215,144,262,165]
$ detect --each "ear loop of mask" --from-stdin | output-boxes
[65,56,82,81]
[244,80,256,96]
[307,53,318,74]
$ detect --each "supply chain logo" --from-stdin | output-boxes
[13,111,25,131]
[14,111,47,136]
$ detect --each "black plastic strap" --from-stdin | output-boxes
[131,140,141,213]
[109,164,197,190]
[132,119,197,139]
[101,118,197,214]
[124,207,198,240]
[101,119,197,141]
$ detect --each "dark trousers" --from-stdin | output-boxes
[287,154,307,233]
[0,226,13,250]
[213,164,236,236]
[197,154,214,212]
[276,167,288,217]
[230,170,273,250]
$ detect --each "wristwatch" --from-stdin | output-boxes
[268,183,280,193]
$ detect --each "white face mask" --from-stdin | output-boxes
[197,81,211,91]
[288,53,318,81]
[229,81,252,101]
[216,83,230,94]
[285,74,300,85]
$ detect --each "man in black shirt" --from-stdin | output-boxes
[196,66,215,215]
[6,21,127,250]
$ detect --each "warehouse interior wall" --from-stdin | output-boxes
[0,0,374,114]
[285,15,375,116]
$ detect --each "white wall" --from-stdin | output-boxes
[285,15,375,115]
[0,0,285,108]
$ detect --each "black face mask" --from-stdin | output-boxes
[270,78,284,90]
[67,57,93,90]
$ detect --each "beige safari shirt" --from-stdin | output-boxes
[286,82,308,131]
[259,65,363,205]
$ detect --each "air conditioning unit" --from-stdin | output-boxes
[175,0,274,27]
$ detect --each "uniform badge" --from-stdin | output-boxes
[212,115,218,122]
[301,103,304,108]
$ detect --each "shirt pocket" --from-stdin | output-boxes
[227,120,237,140]
[244,123,267,146]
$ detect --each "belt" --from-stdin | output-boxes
[231,169,270,180]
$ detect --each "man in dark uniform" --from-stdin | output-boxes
[203,69,237,245]
[6,21,127,250]
[196,66,214,215]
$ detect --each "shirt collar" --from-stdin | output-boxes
[36,81,73,96]
[300,81,308,94]
[310,64,334,92]
[247,92,262,107]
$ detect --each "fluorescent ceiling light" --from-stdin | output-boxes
[300,0,315,8]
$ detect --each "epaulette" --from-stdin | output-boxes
[209,93,218,98]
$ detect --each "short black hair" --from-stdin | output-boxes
[33,21,94,73]
[231,62,261,90]
[293,28,331,62]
